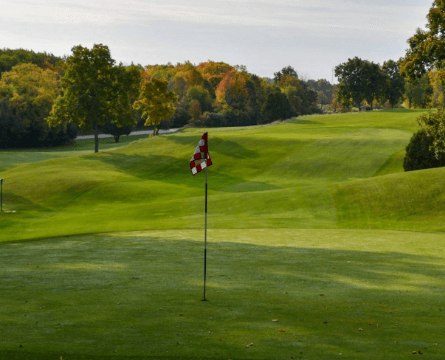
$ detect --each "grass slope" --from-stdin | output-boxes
[1,110,445,359]
[0,110,434,241]
[335,166,445,231]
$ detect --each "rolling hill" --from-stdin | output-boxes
[1,110,445,360]
[0,109,441,242]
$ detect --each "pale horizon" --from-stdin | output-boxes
[0,0,431,80]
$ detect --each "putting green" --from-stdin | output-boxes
[0,229,444,359]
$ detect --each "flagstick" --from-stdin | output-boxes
[202,166,208,301]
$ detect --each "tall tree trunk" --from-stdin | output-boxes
[441,84,445,109]
[94,122,99,153]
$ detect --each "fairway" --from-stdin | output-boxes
[1,110,445,359]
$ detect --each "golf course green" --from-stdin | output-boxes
[0,109,444,359]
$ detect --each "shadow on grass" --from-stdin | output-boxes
[291,118,322,125]
[87,152,277,193]
[0,233,444,359]
[169,135,259,159]
[87,153,184,180]
[1,192,48,212]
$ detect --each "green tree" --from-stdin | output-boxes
[400,3,445,156]
[401,0,445,108]
[213,68,266,126]
[382,60,405,108]
[274,66,299,87]
[102,64,142,142]
[417,110,445,157]
[0,63,75,148]
[404,128,445,171]
[401,1,445,80]
[48,44,118,153]
[404,75,432,108]
[244,74,267,124]
[187,85,212,113]
[428,70,445,107]
[188,100,202,123]
[186,85,212,122]
[0,48,62,75]
[299,81,319,115]
[133,76,177,135]
[306,79,334,109]
[274,66,300,116]
[273,66,318,115]
[261,90,292,122]
[335,57,386,109]
[282,85,302,116]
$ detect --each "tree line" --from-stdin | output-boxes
[2,21,445,156]
[0,47,329,150]
[0,53,76,148]
[0,44,408,151]
[333,57,443,111]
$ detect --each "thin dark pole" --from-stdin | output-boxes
[202,167,208,301]
[0,179,3,213]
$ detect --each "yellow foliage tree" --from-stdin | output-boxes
[133,75,177,136]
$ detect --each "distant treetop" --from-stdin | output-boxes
[0,48,63,74]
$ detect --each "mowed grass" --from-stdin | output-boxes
[1,109,445,359]
[0,109,434,240]
[1,229,444,360]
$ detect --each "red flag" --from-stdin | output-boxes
[190,132,212,175]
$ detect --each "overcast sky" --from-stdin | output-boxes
[0,0,431,81]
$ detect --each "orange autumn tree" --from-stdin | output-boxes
[197,61,234,93]
[215,68,249,112]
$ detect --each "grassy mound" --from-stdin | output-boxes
[335,167,445,231]
[0,112,430,241]
[1,110,445,359]
[1,110,434,241]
